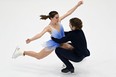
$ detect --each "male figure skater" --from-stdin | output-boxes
[51,17,90,73]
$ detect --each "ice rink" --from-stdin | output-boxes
[0,0,116,77]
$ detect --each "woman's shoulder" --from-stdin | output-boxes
[43,25,52,32]
[44,25,50,29]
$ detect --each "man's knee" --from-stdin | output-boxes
[55,47,62,54]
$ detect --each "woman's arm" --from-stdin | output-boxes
[26,26,49,44]
[59,0,83,21]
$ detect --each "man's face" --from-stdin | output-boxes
[69,22,73,30]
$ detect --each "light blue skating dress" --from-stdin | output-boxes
[44,23,65,51]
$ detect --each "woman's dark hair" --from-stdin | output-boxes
[40,11,58,20]
[70,17,83,30]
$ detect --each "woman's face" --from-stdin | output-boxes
[51,14,59,23]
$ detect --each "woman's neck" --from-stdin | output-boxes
[50,21,58,26]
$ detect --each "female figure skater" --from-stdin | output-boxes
[12,0,83,59]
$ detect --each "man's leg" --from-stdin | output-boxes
[55,47,84,73]
[55,47,74,73]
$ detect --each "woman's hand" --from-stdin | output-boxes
[26,38,32,44]
[78,0,84,6]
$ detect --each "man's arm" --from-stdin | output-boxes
[51,33,71,43]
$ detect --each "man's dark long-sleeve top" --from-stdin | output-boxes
[52,29,90,57]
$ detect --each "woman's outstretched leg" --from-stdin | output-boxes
[12,47,53,59]
[12,43,73,59]
[24,48,53,59]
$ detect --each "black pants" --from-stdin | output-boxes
[55,47,85,69]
